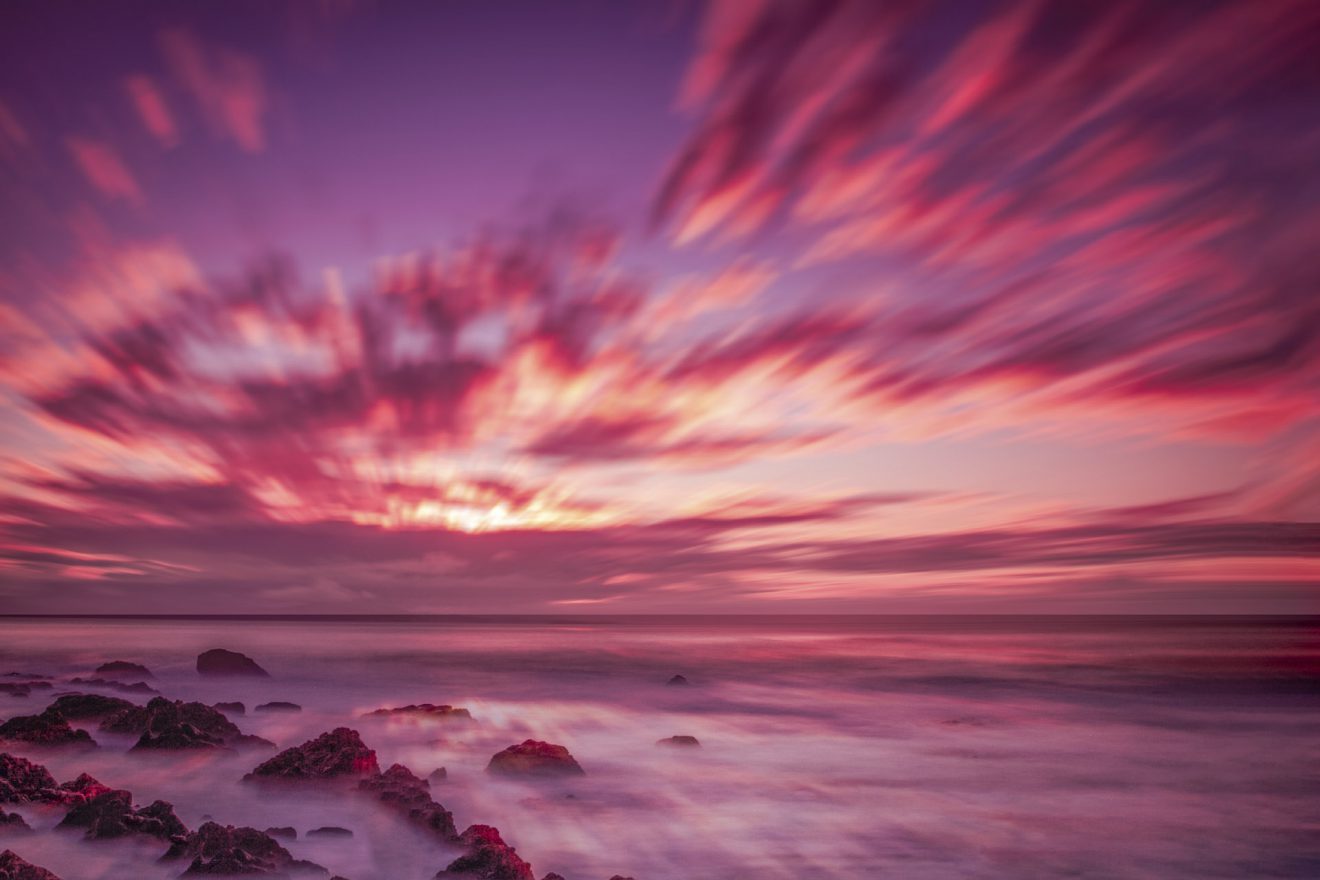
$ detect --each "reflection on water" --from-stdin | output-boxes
[1,616,1317,879]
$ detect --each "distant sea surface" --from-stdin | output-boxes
[1,615,1317,879]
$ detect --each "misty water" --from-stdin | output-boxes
[1,616,1317,879]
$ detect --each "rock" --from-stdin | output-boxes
[430,767,447,782]
[102,697,270,750]
[0,709,95,748]
[540,875,566,880]
[265,826,296,840]
[57,774,112,804]
[0,687,30,698]
[486,741,584,778]
[94,662,153,679]
[306,826,352,838]
[607,876,637,880]
[245,729,379,781]
[254,702,301,713]
[666,674,689,686]
[0,849,62,880]
[162,822,326,876]
[358,764,457,841]
[57,789,187,841]
[45,694,136,720]
[214,702,245,715]
[656,735,700,747]
[196,649,269,677]
[67,678,156,695]
[436,824,534,880]
[0,811,28,831]
[363,704,472,721]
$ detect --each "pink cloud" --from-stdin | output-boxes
[159,28,267,152]
[124,75,179,147]
[65,137,143,204]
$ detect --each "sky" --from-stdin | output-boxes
[0,0,1317,615]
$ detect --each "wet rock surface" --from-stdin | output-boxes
[358,763,457,842]
[437,824,534,880]
[45,694,136,720]
[486,741,585,778]
[196,649,269,677]
[246,729,379,781]
[363,704,472,721]
[0,849,62,880]
[0,710,95,748]
[57,789,187,841]
[162,822,326,876]
[94,661,153,679]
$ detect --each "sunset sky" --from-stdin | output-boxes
[1,0,1317,614]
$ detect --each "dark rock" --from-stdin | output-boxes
[0,811,28,831]
[486,741,584,778]
[363,704,472,721]
[0,754,56,804]
[666,674,689,686]
[607,876,637,880]
[68,678,157,695]
[46,694,136,720]
[214,702,245,716]
[245,729,379,781]
[306,826,352,838]
[0,849,62,880]
[0,709,95,748]
[94,662,153,679]
[162,822,326,876]
[254,702,301,713]
[0,687,30,698]
[265,826,296,840]
[57,789,187,841]
[358,764,457,842]
[436,824,534,880]
[430,767,447,782]
[540,875,566,880]
[57,774,112,804]
[657,735,700,747]
[1,676,47,682]
[196,649,269,677]
[103,697,270,751]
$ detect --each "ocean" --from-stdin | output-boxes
[1,615,1317,879]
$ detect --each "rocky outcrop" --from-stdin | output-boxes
[1,754,108,807]
[486,741,584,778]
[358,763,457,842]
[0,710,95,748]
[0,850,62,880]
[363,704,472,721]
[254,702,301,713]
[214,702,245,715]
[102,697,270,751]
[196,649,269,677]
[0,811,28,831]
[437,824,534,880]
[430,767,447,782]
[306,826,352,838]
[265,826,296,840]
[657,735,700,747]
[46,694,136,720]
[666,674,689,686]
[67,678,156,695]
[57,789,187,841]
[162,822,326,876]
[0,684,49,698]
[245,729,379,781]
[94,661,153,679]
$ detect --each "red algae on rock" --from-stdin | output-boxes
[486,741,585,778]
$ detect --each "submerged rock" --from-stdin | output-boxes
[306,826,352,838]
[0,710,95,748]
[102,697,270,751]
[94,661,153,679]
[657,735,700,747]
[57,789,187,841]
[67,678,156,695]
[254,702,301,713]
[265,826,296,840]
[437,824,534,880]
[363,704,472,721]
[666,674,689,686]
[358,763,457,842]
[0,687,31,698]
[430,767,448,782]
[46,694,136,720]
[213,702,245,715]
[486,741,584,778]
[0,811,28,831]
[245,729,379,781]
[162,822,325,876]
[0,849,62,880]
[196,649,269,677]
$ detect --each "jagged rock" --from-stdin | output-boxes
[196,649,269,677]
[486,741,584,778]
[0,709,95,748]
[46,694,136,720]
[657,735,700,747]
[162,822,326,876]
[0,755,55,804]
[57,774,112,804]
[0,811,28,831]
[68,678,156,695]
[265,826,296,840]
[102,697,270,750]
[363,704,472,721]
[306,826,352,837]
[0,849,62,880]
[254,702,301,713]
[245,729,379,781]
[214,702,245,716]
[358,764,457,842]
[666,674,689,686]
[436,824,534,880]
[94,662,153,679]
[57,789,187,841]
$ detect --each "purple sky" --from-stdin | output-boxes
[1,0,1317,614]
